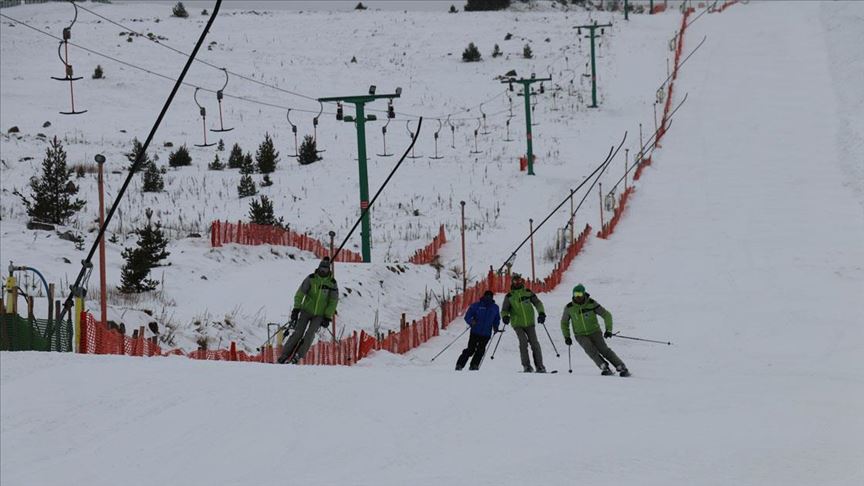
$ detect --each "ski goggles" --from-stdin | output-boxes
[573,291,585,298]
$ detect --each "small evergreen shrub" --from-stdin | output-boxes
[298,135,321,165]
[168,145,192,167]
[228,143,244,169]
[172,2,188,18]
[462,42,482,62]
[237,174,257,198]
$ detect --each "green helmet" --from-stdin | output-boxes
[572,284,586,295]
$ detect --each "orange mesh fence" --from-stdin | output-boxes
[210,220,363,263]
[409,225,447,264]
[597,187,635,239]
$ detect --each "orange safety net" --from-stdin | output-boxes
[210,220,363,263]
[409,225,447,264]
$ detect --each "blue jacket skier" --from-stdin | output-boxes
[456,291,502,371]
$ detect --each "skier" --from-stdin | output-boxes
[561,284,630,376]
[456,290,502,371]
[278,257,339,364]
[501,273,548,373]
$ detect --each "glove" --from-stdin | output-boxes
[565,337,572,346]
[321,318,331,329]
[604,331,613,339]
[494,328,504,334]
[290,308,300,321]
[538,313,546,324]
[502,316,510,325]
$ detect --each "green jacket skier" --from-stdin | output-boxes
[561,284,629,376]
[501,273,547,372]
[278,257,339,364]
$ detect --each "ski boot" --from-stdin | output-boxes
[600,363,614,376]
[535,367,547,374]
[468,365,479,371]
[455,364,464,371]
[523,365,534,373]
[617,365,631,377]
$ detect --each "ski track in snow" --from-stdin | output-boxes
[2,2,864,485]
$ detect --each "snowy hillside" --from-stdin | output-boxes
[1,0,679,350]
[2,1,864,485]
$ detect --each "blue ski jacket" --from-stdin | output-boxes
[464,297,501,338]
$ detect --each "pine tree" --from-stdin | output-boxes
[462,42,482,62]
[298,135,321,165]
[142,162,164,192]
[172,1,189,18]
[237,174,257,198]
[208,153,225,170]
[92,65,104,79]
[261,174,273,187]
[239,152,256,174]
[119,209,170,294]
[248,195,284,226]
[16,136,85,225]
[217,139,225,152]
[168,145,192,167]
[449,4,458,13]
[523,44,533,59]
[228,142,244,169]
[492,44,502,58]
[255,132,279,174]
[127,138,153,171]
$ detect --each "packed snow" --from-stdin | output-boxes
[2,1,863,485]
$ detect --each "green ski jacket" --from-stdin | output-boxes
[294,273,339,318]
[501,287,545,328]
[561,296,613,338]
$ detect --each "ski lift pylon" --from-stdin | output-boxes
[210,68,234,133]
[313,101,326,154]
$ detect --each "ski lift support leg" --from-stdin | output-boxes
[318,87,402,263]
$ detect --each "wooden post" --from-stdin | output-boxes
[599,183,605,232]
[97,156,108,328]
[569,189,575,244]
[55,299,62,351]
[328,230,336,345]
[529,219,536,283]
[624,148,629,191]
[460,201,467,294]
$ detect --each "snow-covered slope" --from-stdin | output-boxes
[2,2,863,485]
[1,1,678,349]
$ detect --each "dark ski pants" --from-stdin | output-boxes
[456,333,491,370]
[574,331,626,371]
[279,310,325,362]
[514,326,545,371]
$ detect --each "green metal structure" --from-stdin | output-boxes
[576,21,613,108]
[318,87,402,263]
[501,75,552,176]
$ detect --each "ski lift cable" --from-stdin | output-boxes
[54,1,224,327]
[606,93,689,195]
[656,35,707,93]
[0,13,324,116]
[75,1,508,123]
[497,131,627,274]
[73,1,319,104]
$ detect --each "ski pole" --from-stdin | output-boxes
[612,332,672,345]
[430,327,469,362]
[567,344,572,374]
[478,329,501,368]
[540,322,560,357]
[489,325,506,360]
